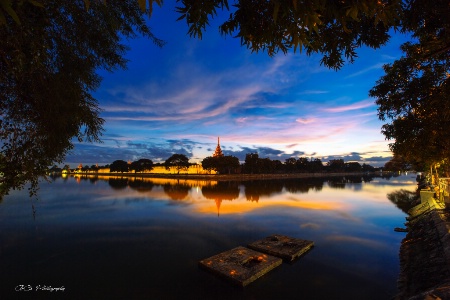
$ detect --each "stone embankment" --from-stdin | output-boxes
[396,194,450,299]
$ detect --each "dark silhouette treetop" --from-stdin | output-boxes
[0,0,163,196]
[164,154,190,174]
[175,0,401,70]
[110,160,129,173]
[130,159,154,173]
[369,0,450,172]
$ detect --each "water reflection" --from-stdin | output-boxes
[243,180,283,202]
[63,173,412,217]
[202,182,240,216]
[387,189,420,213]
[69,174,392,203]
[108,178,128,190]
[164,181,191,200]
[0,173,416,299]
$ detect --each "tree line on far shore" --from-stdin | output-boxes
[51,153,382,175]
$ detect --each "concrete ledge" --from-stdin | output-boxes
[420,190,435,204]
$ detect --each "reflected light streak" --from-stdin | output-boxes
[194,198,347,216]
[325,235,387,250]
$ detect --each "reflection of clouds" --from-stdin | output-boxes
[325,235,386,249]
[300,223,320,230]
[334,211,362,223]
[195,198,345,216]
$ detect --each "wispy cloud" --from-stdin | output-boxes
[344,63,385,79]
[296,118,315,124]
[322,99,375,113]
[300,90,329,95]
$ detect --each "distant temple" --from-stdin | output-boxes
[213,137,224,157]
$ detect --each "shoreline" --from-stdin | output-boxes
[396,190,450,299]
[69,171,388,181]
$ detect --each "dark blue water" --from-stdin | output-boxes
[0,174,415,299]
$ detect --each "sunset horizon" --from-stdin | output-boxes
[62,4,410,168]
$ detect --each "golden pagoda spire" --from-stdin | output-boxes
[213,136,224,157]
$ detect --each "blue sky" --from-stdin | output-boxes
[64,3,409,168]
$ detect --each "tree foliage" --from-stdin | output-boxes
[0,0,163,195]
[202,155,240,174]
[164,154,190,174]
[176,0,401,69]
[383,154,412,172]
[369,0,450,171]
[130,158,154,173]
[110,160,129,173]
[2,0,402,69]
[326,159,345,172]
[344,162,362,172]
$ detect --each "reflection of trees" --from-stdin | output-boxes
[381,173,401,180]
[163,182,190,200]
[327,177,347,189]
[362,175,374,183]
[387,189,420,214]
[202,181,240,216]
[327,175,376,189]
[201,181,240,200]
[284,178,325,193]
[128,179,154,192]
[344,176,363,184]
[244,180,283,202]
[108,178,128,190]
[74,174,99,184]
[48,173,60,181]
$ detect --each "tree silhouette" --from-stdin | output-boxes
[110,160,129,173]
[0,0,163,196]
[130,159,153,173]
[164,154,190,174]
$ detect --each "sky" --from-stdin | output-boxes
[64,2,410,168]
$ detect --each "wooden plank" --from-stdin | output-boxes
[247,234,314,262]
[198,246,282,287]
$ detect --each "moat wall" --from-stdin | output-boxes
[396,202,450,299]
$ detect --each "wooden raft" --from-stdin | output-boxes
[247,234,314,262]
[199,235,314,286]
[198,246,282,287]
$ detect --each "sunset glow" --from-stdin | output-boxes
[63,5,410,168]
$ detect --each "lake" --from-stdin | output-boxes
[0,173,416,299]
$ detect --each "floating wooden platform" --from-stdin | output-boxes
[247,234,314,262]
[198,246,282,287]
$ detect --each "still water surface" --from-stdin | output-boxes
[0,174,416,299]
